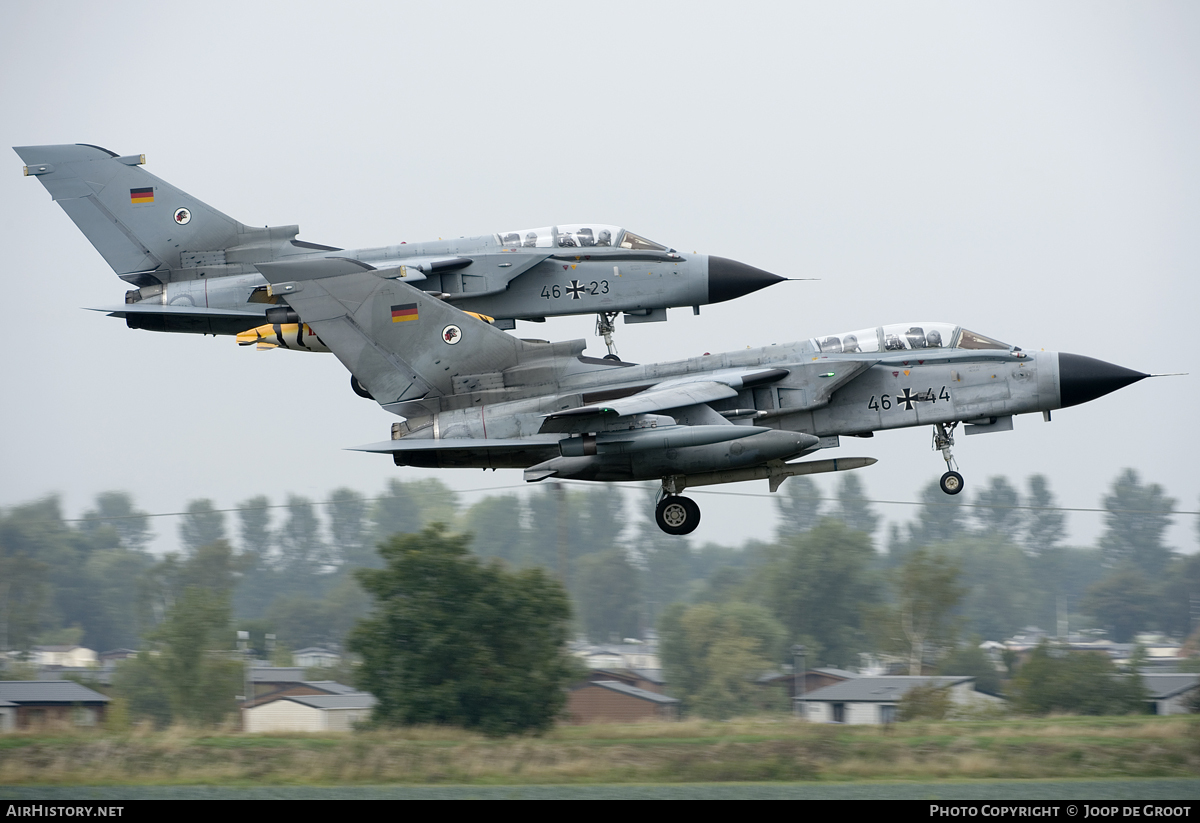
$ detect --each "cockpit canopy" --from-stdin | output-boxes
[495,224,671,252]
[811,322,1012,354]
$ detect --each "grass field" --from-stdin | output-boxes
[1,715,1198,788]
[3,780,1200,799]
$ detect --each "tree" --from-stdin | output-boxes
[1080,568,1156,643]
[1159,552,1200,638]
[659,601,786,718]
[575,549,640,642]
[762,519,877,668]
[1023,475,1066,556]
[327,487,371,569]
[1010,641,1146,715]
[637,518,692,624]
[236,495,273,564]
[943,534,1037,642]
[775,476,823,538]
[80,491,152,552]
[829,473,879,537]
[898,683,952,721]
[523,483,625,576]
[938,641,1003,695]
[0,499,55,652]
[462,494,526,566]
[234,495,275,619]
[82,547,154,651]
[371,478,459,543]
[1099,469,1175,576]
[276,494,330,597]
[974,476,1023,541]
[350,523,575,736]
[113,582,241,728]
[873,547,965,674]
[179,499,226,555]
[906,479,969,547]
[147,586,241,726]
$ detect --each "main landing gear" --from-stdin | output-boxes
[351,375,373,400]
[655,476,702,535]
[596,312,621,361]
[932,421,964,495]
[655,495,701,535]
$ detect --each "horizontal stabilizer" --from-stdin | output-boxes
[88,303,266,335]
[89,304,263,319]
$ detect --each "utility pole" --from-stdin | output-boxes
[555,482,569,588]
[791,644,807,720]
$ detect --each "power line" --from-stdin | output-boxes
[50,481,1199,524]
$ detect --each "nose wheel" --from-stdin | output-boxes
[939,471,964,495]
[655,495,701,535]
[932,422,964,495]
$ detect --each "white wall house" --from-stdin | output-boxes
[293,648,341,668]
[243,693,375,732]
[801,676,1002,724]
[1141,674,1199,715]
[0,700,15,732]
[32,646,97,668]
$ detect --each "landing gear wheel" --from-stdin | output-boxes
[939,471,964,495]
[603,354,621,362]
[350,375,373,400]
[655,495,701,535]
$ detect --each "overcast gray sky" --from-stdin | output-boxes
[1,1,1197,553]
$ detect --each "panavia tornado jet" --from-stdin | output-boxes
[14,144,786,375]
[251,261,1154,534]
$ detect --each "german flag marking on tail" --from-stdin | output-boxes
[391,303,418,323]
[129,187,154,204]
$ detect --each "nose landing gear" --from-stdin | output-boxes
[596,312,621,361]
[933,422,964,495]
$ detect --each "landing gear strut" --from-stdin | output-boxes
[596,312,621,361]
[932,422,963,495]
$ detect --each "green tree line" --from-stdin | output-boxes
[0,468,1194,726]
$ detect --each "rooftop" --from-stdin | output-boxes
[1139,673,1200,700]
[0,681,110,703]
[279,694,376,710]
[575,680,679,705]
[802,676,973,703]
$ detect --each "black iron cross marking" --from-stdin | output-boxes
[565,280,585,299]
[898,387,917,411]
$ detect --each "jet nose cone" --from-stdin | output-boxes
[707,256,786,304]
[1058,353,1148,408]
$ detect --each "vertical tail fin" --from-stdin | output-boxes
[259,267,521,409]
[14,144,309,286]
[256,266,594,416]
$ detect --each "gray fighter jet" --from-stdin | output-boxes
[253,263,1154,534]
[14,144,785,369]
